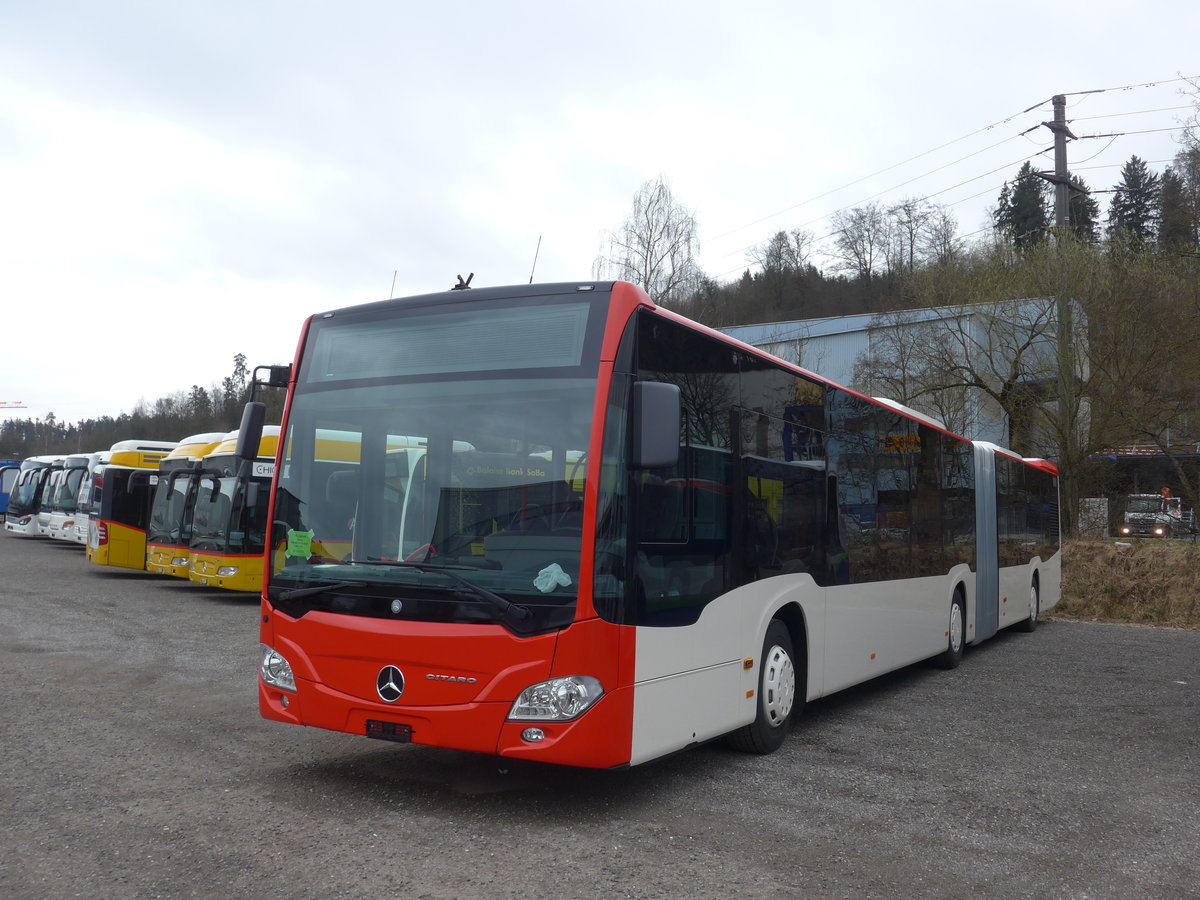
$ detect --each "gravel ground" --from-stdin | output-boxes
[1,532,1197,899]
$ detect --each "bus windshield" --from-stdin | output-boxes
[9,466,51,515]
[268,292,605,634]
[148,470,197,544]
[191,469,270,555]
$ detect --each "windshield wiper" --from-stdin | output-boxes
[277,581,361,601]
[351,559,532,622]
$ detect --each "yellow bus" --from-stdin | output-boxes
[85,439,178,570]
[187,427,280,592]
[145,432,230,579]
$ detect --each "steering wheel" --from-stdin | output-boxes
[404,543,437,562]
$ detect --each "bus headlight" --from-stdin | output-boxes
[508,675,603,721]
[172,556,190,567]
[260,645,296,692]
[218,566,240,576]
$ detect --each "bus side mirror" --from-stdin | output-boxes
[236,402,266,463]
[631,381,680,470]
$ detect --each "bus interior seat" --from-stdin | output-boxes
[322,470,357,540]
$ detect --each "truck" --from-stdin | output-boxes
[1119,492,1189,538]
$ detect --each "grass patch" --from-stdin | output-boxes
[1056,538,1200,629]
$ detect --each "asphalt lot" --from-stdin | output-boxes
[1,531,1197,899]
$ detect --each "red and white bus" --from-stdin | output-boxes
[254,281,1060,768]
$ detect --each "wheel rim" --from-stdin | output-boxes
[949,602,963,653]
[761,644,796,727]
[1029,585,1039,623]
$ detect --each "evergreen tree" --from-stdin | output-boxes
[1068,176,1100,242]
[1157,167,1194,253]
[1158,148,1200,254]
[994,162,1050,251]
[1107,155,1160,245]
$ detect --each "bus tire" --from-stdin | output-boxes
[1016,581,1039,633]
[936,593,966,670]
[726,619,798,755]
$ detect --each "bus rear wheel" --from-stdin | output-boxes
[726,620,798,755]
[1016,582,1040,633]
[936,594,966,670]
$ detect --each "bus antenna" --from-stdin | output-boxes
[528,235,542,284]
[452,273,474,291]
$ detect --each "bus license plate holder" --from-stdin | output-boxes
[365,719,413,743]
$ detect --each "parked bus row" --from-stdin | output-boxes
[244,279,1062,769]
[2,426,279,593]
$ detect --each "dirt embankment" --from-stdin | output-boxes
[1056,538,1200,628]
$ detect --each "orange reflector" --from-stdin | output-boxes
[870,653,877,660]
[746,690,755,698]
[743,658,754,670]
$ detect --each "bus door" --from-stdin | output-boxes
[972,443,999,641]
[1,464,21,521]
[88,468,159,569]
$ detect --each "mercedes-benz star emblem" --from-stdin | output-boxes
[376,666,405,702]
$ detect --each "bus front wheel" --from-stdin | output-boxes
[726,620,798,755]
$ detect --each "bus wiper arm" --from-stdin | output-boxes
[277,581,360,601]
[354,559,532,622]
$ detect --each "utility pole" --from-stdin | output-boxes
[1051,94,1071,228]
[1036,94,1077,229]
[1036,93,1080,533]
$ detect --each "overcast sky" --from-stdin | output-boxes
[2,0,1197,428]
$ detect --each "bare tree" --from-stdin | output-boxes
[748,228,814,273]
[887,197,935,275]
[1180,74,1200,155]
[849,249,1094,532]
[829,202,889,284]
[594,177,702,307]
[921,205,960,267]
[746,228,815,313]
[851,310,977,438]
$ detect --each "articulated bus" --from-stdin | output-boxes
[4,456,65,535]
[254,281,1061,769]
[86,439,178,569]
[146,432,231,579]
[188,427,280,592]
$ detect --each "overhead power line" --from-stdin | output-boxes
[703,76,1197,281]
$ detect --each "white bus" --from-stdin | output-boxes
[4,456,66,536]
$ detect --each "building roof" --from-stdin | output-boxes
[718,300,1050,345]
